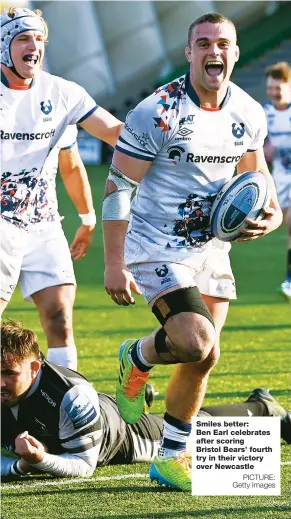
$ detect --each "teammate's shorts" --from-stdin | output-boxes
[0,218,75,303]
[98,393,162,467]
[273,175,291,210]
[0,218,29,301]
[128,241,236,304]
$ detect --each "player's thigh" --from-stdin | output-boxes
[32,284,76,324]
[130,259,215,350]
[0,218,28,303]
[20,224,76,303]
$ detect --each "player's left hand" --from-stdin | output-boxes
[15,432,45,464]
[237,206,283,242]
[70,224,95,260]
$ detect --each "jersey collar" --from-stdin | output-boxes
[1,69,35,89]
[185,71,231,109]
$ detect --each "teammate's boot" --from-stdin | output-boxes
[149,452,192,491]
[279,279,291,301]
[246,388,291,444]
[116,339,150,424]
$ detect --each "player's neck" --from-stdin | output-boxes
[1,65,33,89]
[273,100,291,111]
[190,73,228,109]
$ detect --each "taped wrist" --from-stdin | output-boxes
[102,164,139,222]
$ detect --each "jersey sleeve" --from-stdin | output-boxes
[63,79,99,126]
[32,384,102,477]
[57,125,78,150]
[115,96,167,162]
[248,104,268,152]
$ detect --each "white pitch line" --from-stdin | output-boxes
[2,473,148,491]
[2,463,291,491]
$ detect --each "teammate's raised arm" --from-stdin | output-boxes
[79,106,123,148]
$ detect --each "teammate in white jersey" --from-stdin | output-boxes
[264,62,291,300]
[102,13,283,491]
[15,125,95,370]
[2,321,290,478]
[0,7,123,367]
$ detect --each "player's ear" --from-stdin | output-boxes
[31,360,41,378]
[185,46,191,63]
[234,45,240,63]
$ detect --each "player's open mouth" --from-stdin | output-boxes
[23,54,39,66]
[1,392,11,400]
[205,61,224,77]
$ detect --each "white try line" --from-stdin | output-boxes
[2,463,291,491]
[2,473,149,491]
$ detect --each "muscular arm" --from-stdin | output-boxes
[79,106,123,147]
[103,151,151,305]
[59,144,94,215]
[59,143,96,260]
[9,385,103,478]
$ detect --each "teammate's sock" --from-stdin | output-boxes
[159,412,192,458]
[47,345,77,370]
[128,339,154,372]
[286,249,291,280]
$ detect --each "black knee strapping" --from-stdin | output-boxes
[154,328,179,364]
[152,287,215,328]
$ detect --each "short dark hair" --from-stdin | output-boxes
[188,12,236,46]
[1,320,42,364]
[265,62,291,83]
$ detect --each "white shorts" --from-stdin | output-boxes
[128,243,236,304]
[274,176,291,210]
[0,218,76,303]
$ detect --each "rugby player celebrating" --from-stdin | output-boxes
[0,7,123,368]
[102,13,283,490]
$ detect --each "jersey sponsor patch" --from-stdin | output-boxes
[65,393,97,429]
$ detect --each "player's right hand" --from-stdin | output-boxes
[104,265,142,306]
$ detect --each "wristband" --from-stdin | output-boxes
[79,212,96,226]
[10,460,27,476]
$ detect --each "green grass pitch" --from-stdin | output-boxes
[2,165,291,519]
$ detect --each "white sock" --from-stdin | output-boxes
[47,346,77,370]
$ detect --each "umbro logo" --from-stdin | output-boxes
[177,127,193,137]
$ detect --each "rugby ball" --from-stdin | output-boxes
[210,172,271,241]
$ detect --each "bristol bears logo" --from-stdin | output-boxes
[232,122,245,139]
[167,145,185,164]
[40,100,53,115]
[155,265,169,278]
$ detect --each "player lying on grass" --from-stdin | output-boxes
[102,11,283,491]
[0,6,123,369]
[1,320,290,478]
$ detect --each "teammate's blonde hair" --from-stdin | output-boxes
[265,62,291,83]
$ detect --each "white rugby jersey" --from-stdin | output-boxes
[1,70,97,227]
[28,125,78,227]
[264,102,291,178]
[117,73,267,260]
